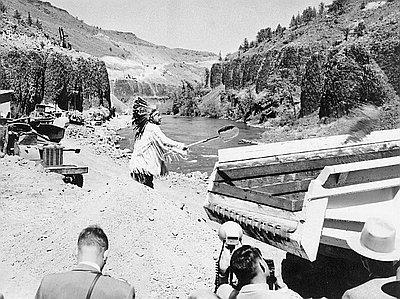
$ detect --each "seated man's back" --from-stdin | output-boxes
[36,266,134,299]
[35,225,135,299]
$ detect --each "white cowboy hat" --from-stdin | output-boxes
[346,217,400,261]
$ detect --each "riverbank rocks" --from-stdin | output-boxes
[65,123,129,162]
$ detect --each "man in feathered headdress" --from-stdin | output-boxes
[129,97,187,188]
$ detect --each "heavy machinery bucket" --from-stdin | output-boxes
[204,129,400,261]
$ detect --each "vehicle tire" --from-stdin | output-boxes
[63,174,84,187]
[72,174,84,187]
[63,175,73,184]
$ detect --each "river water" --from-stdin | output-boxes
[118,115,266,174]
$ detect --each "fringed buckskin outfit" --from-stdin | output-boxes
[129,97,185,188]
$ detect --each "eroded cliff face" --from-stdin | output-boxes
[299,52,325,117]
[210,45,314,121]
[0,49,110,116]
[319,44,394,118]
[212,46,312,94]
[112,79,177,103]
[210,41,399,122]
[209,0,400,123]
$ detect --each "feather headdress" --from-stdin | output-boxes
[132,97,157,140]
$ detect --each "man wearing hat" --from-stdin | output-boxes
[342,217,400,298]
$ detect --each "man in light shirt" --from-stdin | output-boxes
[35,225,135,299]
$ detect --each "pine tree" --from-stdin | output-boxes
[342,27,350,41]
[296,12,302,26]
[290,15,297,28]
[275,24,283,36]
[27,11,32,26]
[329,0,347,14]
[302,6,316,23]
[35,18,42,29]
[312,7,317,18]
[256,27,272,43]
[218,51,222,61]
[242,38,249,52]
[318,2,325,16]
[0,1,7,13]
[266,28,272,40]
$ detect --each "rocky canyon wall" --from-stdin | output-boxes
[0,49,111,116]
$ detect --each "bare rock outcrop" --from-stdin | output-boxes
[208,0,400,125]
[0,49,111,116]
[319,44,394,118]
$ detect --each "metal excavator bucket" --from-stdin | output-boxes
[204,128,400,262]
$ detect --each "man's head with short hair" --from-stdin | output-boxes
[230,245,270,287]
[78,225,109,250]
[77,225,109,270]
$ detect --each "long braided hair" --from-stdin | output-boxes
[131,97,157,141]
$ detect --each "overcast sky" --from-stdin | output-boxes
[48,0,330,55]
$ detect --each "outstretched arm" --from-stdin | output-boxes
[152,124,185,152]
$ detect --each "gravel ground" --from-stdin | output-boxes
[0,119,283,299]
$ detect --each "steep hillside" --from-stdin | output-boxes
[0,0,217,101]
[1,0,216,62]
[0,10,112,116]
[208,0,400,129]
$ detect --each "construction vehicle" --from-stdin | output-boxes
[205,129,400,262]
[0,91,87,187]
[3,121,88,187]
[206,128,400,296]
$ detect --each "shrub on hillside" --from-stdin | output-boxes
[27,12,32,26]
[169,81,202,117]
[354,20,366,37]
[35,19,42,30]
[328,0,347,14]
[0,1,7,13]
[319,44,392,119]
[198,93,222,118]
